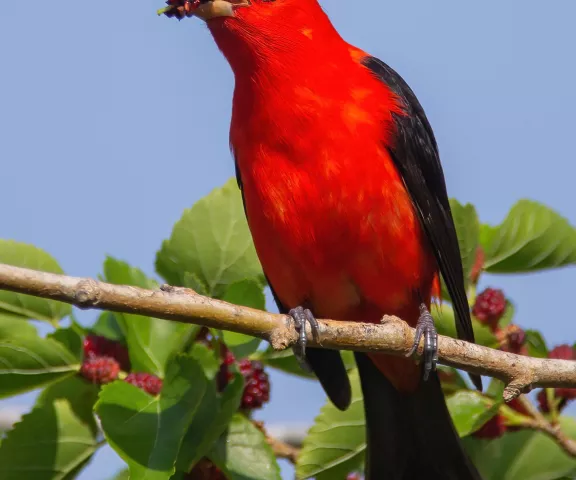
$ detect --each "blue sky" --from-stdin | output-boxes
[1,0,576,478]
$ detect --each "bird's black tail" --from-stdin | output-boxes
[355,352,482,480]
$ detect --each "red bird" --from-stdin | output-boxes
[192,0,482,478]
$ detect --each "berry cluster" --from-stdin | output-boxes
[472,288,528,355]
[218,348,271,411]
[80,334,163,396]
[496,324,528,355]
[536,344,576,413]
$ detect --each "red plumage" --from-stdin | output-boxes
[200,1,481,477]
[211,4,437,389]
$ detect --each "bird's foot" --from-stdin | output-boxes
[288,306,320,372]
[406,303,438,381]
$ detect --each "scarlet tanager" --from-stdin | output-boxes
[188,0,483,478]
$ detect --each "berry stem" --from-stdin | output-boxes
[546,387,559,424]
[499,404,532,427]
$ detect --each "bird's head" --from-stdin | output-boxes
[191,0,341,76]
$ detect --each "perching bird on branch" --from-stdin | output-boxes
[189,1,483,478]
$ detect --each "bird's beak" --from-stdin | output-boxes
[193,0,250,20]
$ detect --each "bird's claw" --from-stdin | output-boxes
[406,303,438,381]
[288,306,320,372]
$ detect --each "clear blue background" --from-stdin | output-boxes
[1,0,575,478]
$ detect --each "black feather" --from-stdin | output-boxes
[356,352,482,480]
[361,56,482,391]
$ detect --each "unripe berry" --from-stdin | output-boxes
[497,325,527,355]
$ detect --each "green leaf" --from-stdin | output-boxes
[463,416,576,480]
[37,376,100,436]
[481,200,576,273]
[48,326,84,361]
[208,413,281,480]
[0,313,38,338]
[0,240,71,323]
[449,199,480,289]
[499,301,516,328]
[0,332,79,398]
[103,257,194,376]
[91,312,125,342]
[221,279,266,310]
[155,178,264,297]
[446,390,499,437]
[111,469,130,480]
[220,279,265,358]
[176,344,244,472]
[525,330,548,358]
[434,304,497,347]
[315,455,365,480]
[221,331,261,359]
[486,378,505,400]
[297,369,366,479]
[0,398,98,480]
[182,272,210,295]
[96,355,208,480]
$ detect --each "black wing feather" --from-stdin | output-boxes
[362,56,481,390]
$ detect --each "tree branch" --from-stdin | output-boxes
[0,263,575,401]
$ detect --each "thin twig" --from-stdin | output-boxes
[515,395,576,457]
[0,263,575,401]
[523,417,576,457]
[267,436,300,463]
[253,420,300,463]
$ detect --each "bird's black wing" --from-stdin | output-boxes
[361,56,481,390]
[233,156,352,410]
